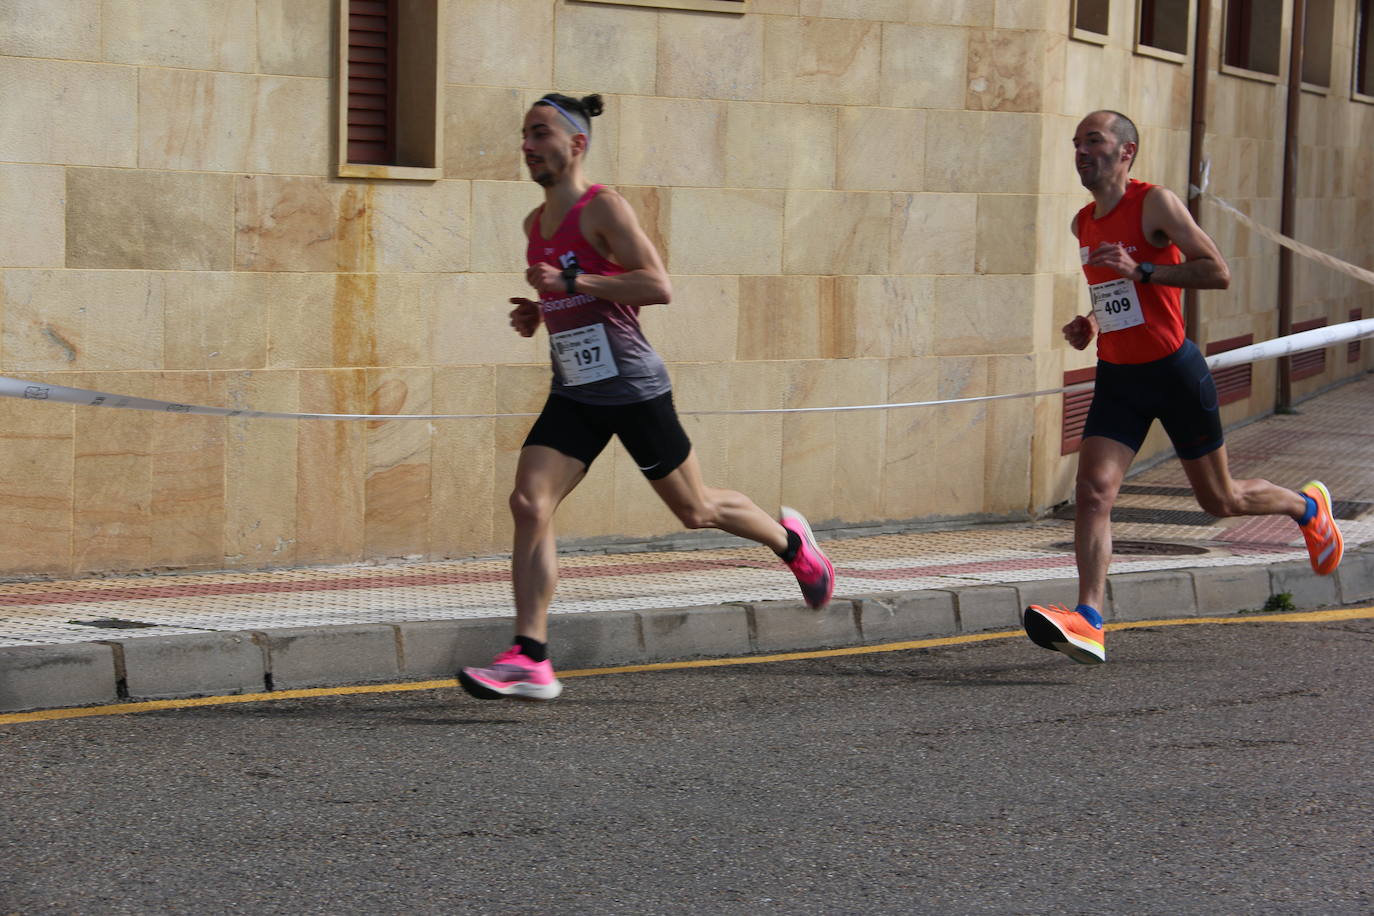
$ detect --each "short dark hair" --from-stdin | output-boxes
[1094,109,1139,170]
[533,93,604,139]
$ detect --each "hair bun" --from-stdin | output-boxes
[580,94,604,118]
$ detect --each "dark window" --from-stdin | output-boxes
[1224,0,1283,75]
[1349,309,1363,363]
[1075,0,1110,37]
[1140,0,1190,55]
[1302,0,1334,87]
[1358,0,1374,96]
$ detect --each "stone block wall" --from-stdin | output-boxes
[0,0,1368,577]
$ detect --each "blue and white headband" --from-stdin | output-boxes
[537,99,591,149]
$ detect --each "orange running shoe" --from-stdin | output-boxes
[1022,604,1105,665]
[1299,480,1343,576]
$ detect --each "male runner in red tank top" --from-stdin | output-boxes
[1022,110,1343,665]
[459,93,834,701]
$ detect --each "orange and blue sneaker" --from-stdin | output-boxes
[780,506,834,609]
[459,646,563,701]
[1023,603,1106,665]
[1298,480,1343,576]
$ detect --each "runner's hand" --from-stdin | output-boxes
[509,297,542,337]
[525,262,565,295]
[1085,242,1140,280]
[1063,313,1097,350]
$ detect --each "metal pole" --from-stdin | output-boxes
[1278,0,1306,410]
[1184,0,1213,344]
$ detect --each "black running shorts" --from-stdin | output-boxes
[1082,338,1224,461]
[523,391,693,480]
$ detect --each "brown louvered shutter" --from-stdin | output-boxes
[1290,317,1328,381]
[347,0,396,165]
[1349,309,1363,363]
[1205,334,1254,406]
[1060,367,1097,455]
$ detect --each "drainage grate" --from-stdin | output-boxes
[69,618,158,629]
[1051,540,1211,556]
[1118,484,1195,497]
[1333,500,1373,520]
[1052,505,1217,526]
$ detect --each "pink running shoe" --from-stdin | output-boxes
[459,646,563,701]
[780,506,835,609]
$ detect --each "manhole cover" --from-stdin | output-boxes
[1050,540,1210,556]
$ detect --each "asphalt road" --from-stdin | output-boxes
[3,614,1372,915]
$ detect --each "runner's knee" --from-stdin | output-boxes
[509,488,556,528]
[1075,469,1120,511]
[670,499,716,530]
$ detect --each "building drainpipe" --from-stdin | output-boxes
[1278,0,1307,410]
[1184,0,1213,345]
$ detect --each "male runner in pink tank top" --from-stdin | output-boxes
[459,92,834,701]
[1022,110,1343,666]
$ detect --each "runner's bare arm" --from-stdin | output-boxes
[1140,187,1230,289]
[1086,187,1230,289]
[525,190,671,306]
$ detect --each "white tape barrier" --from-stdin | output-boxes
[0,376,538,421]
[0,373,1093,420]
[1192,166,1374,289]
[1,314,1369,423]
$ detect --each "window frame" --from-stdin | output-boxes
[336,0,444,181]
[1298,0,1335,93]
[1134,0,1194,64]
[1355,0,1374,103]
[1219,0,1285,84]
[1071,0,1111,46]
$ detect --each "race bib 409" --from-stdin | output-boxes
[1088,277,1145,334]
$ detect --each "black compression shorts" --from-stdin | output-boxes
[522,391,693,480]
[1082,338,1224,461]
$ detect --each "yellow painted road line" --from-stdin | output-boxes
[2,605,1371,726]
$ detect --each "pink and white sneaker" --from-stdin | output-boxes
[458,646,563,701]
[780,506,835,609]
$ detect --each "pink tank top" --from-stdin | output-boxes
[526,184,670,405]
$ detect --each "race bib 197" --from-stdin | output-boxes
[550,323,619,386]
[1088,277,1145,334]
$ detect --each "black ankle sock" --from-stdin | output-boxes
[515,635,548,663]
[776,529,802,564]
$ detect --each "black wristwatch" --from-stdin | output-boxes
[560,267,582,294]
[1137,262,1155,284]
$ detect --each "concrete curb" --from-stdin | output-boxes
[2,547,1370,713]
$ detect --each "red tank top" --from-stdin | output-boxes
[1076,179,1185,364]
